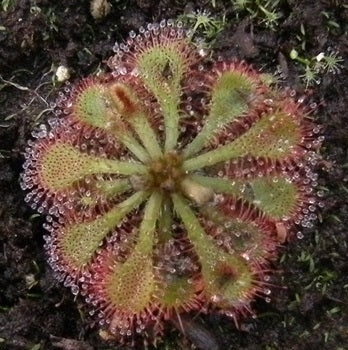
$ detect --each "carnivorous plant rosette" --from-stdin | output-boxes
[21,20,322,344]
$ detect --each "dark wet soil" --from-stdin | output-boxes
[0,1,347,349]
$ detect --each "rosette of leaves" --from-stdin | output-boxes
[21,20,321,344]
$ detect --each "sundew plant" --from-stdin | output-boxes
[21,20,322,345]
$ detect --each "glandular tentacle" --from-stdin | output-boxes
[183,60,268,158]
[44,191,148,286]
[172,194,267,317]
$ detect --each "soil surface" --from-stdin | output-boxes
[0,1,347,350]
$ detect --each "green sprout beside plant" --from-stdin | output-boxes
[1,0,15,11]
[231,0,282,30]
[290,48,343,87]
[179,10,226,46]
